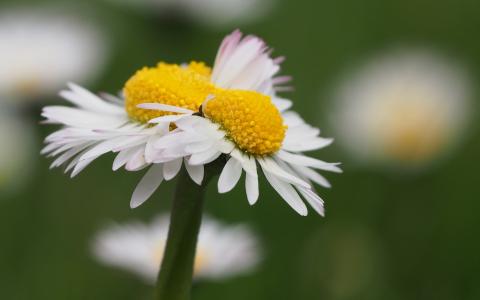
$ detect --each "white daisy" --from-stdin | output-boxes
[92,214,261,283]
[0,107,36,194]
[107,0,272,28]
[42,30,340,216]
[137,31,342,216]
[0,8,108,102]
[331,49,472,168]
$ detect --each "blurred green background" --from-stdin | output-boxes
[1,0,479,299]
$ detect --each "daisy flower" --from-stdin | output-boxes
[0,8,108,102]
[92,214,261,283]
[136,30,342,216]
[107,0,273,28]
[331,49,472,168]
[0,107,36,194]
[42,30,340,216]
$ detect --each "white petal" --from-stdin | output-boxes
[78,137,126,162]
[113,147,139,171]
[158,145,189,161]
[48,140,89,157]
[112,135,151,152]
[272,98,292,112]
[130,164,164,208]
[137,103,194,114]
[276,150,342,173]
[62,83,124,115]
[163,158,182,181]
[297,187,325,216]
[144,135,163,164]
[41,143,60,155]
[50,144,90,169]
[189,147,222,166]
[125,148,147,171]
[65,152,83,173]
[212,32,271,90]
[218,157,243,193]
[71,157,96,177]
[258,157,310,188]
[217,140,235,154]
[153,131,192,149]
[42,106,126,128]
[245,173,259,205]
[192,120,225,140]
[185,140,216,154]
[231,150,257,177]
[263,170,308,216]
[292,165,331,188]
[175,115,204,130]
[284,125,321,142]
[282,111,304,127]
[148,114,190,124]
[282,138,334,152]
[184,158,204,185]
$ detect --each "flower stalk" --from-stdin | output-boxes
[155,162,222,300]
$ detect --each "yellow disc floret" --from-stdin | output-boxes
[204,90,286,156]
[124,61,215,123]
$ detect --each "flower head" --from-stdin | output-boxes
[42,30,341,215]
[0,8,108,102]
[138,31,342,216]
[331,49,472,168]
[92,214,261,283]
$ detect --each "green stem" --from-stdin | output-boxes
[155,163,221,300]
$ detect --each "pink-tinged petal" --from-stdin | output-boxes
[211,30,290,93]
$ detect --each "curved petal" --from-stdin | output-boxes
[276,150,342,173]
[258,157,310,188]
[297,187,325,216]
[130,164,164,208]
[218,157,243,193]
[245,173,259,205]
[163,158,183,181]
[184,158,204,185]
[263,170,308,216]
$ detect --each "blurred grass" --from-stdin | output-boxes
[0,0,479,299]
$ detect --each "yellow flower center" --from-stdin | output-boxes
[124,63,286,156]
[204,90,286,156]
[124,61,215,123]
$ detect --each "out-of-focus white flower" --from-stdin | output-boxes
[92,214,261,283]
[0,8,108,102]
[0,107,35,194]
[178,0,272,28]
[108,0,273,28]
[331,50,472,168]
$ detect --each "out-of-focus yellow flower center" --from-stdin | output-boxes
[381,102,445,163]
[153,243,208,276]
[14,76,41,96]
[124,61,215,123]
[204,90,286,156]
